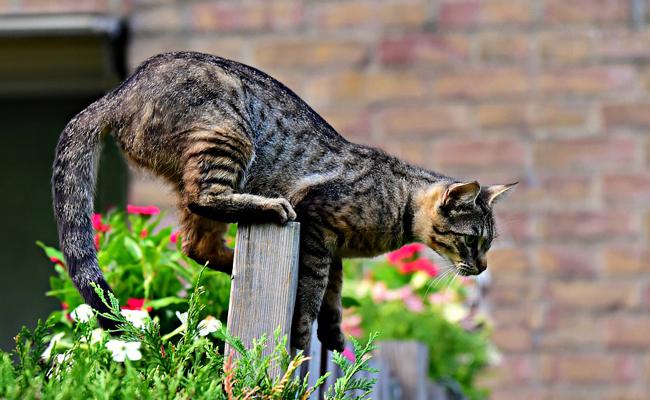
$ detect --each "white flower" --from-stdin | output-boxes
[120,309,149,329]
[105,340,142,362]
[80,328,104,344]
[176,311,188,326]
[41,332,65,360]
[197,316,222,337]
[70,304,94,323]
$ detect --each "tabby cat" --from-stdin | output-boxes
[52,52,515,351]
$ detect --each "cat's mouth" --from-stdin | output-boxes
[457,263,480,276]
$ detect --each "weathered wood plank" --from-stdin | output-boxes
[375,341,429,400]
[225,222,301,367]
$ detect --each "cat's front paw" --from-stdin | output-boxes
[318,325,345,352]
[264,198,297,224]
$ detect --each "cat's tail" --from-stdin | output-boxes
[51,96,117,328]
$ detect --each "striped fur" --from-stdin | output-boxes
[51,51,515,351]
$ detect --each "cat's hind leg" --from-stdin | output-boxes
[316,258,345,351]
[181,127,296,224]
[178,208,233,273]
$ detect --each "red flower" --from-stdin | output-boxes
[50,256,64,267]
[400,258,439,277]
[92,213,110,233]
[140,229,148,239]
[94,233,101,251]
[169,231,179,244]
[127,204,160,216]
[387,243,425,264]
[61,302,68,310]
[123,298,152,312]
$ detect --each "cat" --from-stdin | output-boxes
[52,51,515,351]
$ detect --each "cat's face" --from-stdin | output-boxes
[413,181,515,276]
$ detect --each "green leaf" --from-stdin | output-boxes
[123,236,143,261]
[145,297,187,310]
[342,296,361,308]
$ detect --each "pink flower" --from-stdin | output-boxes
[50,256,64,267]
[123,298,152,312]
[371,282,389,302]
[170,231,180,244]
[92,213,110,233]
[400,258,439,277]
[342,347,356,362]
[341,314,362,337]
[428,292,452,306]
[387,243,425,264]
[94,233,101,251]
[140,229,148,239]
[403,294,424,312]
[127,205,160,216]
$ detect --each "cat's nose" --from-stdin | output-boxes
[477,259,487,273]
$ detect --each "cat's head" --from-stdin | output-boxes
[413,181,516,276]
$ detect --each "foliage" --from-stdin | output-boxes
[0,277,378,399]
[342,244,496,400]
[38,208,233,338]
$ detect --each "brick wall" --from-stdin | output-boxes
[130,1,650,399]
[4,0,649,398]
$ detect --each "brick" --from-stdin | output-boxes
[604,246,650,274]
[606,317,650,349]
[531,102,591,128]
[311,1,426,30]
[433,68,530,99]
[487,247,530,275]
[190,1,302,33]
[536,246,597,278]
[382,139,434,168]
[538,66,637,95]
[492,307,539,329]
[544,0,630,24]
[537,175,592,206]
[432,137,526,169]
[534,137,637,172]
[492,326,532,351]
[604,103,650,128]
[539,211,639,242]
[318,108,371,139]
[187,37,249,63]
[18,0,111,13]
[548,281,639,310]
[476,103,529,129]
[304,71,426,105]
[478,355,535,388]
[478,33,529,64]
[603,173,650,205]
[253,40,366,70]
[490,388,545,400]
[595,30,650,62]
[131,4,183,33]
[540,353,635,383]
[541,312,604,349]
[379,34,470,67]
[494,211,533,243]
[438,0,532,29]
[489,276,535,305]
[539,32,593,66]
[377,104,470,137]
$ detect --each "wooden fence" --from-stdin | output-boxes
[226,222,452,400]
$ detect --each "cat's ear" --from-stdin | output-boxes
[483,182,518,206]
[441,181,480,207]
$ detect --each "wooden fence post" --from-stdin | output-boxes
[374,341,429,400]
[225,222,301,365]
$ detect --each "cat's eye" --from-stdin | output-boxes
[465,235,478,246]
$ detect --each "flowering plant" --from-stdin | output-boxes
[341,243,495,400]
[38,206,232,338]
